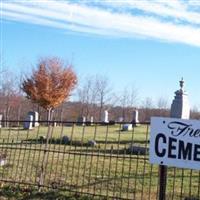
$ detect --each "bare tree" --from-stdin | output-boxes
[155,97,169,117]
[141,97,154,121]
[0,70,20,126]
[119,86,138,121]
[77,76,97,118]
[157,97,168,109]
[95,75,112,121]
[120,88,129,121]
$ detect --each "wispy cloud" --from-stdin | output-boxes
[1,0,200,47]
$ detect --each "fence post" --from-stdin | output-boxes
[159,165,167,200]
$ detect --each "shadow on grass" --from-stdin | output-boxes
[69,147,149,156]
[0,184,96,200]
[19,138,148,146]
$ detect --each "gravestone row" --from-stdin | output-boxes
[77,109,140,127]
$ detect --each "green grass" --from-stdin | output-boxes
[0,124,199,199]
[0,184,97,200]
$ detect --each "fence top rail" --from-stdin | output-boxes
[0,120,150,125]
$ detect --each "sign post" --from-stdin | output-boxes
[159,165,167,200]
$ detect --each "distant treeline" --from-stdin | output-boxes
[0,68,199,125]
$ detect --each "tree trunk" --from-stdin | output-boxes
[60,106,63,125]
[17,105,21,127]
[39,108,54,188]
[46,108,53,125]
[39,125,52,188]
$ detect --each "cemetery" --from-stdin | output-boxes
[2,0,200,198]
[0,78,199,199]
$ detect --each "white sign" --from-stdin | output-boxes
[150,117,200,170]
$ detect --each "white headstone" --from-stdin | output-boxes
[170,78,190,119]
[118,117,123,122]
[122,124,133,131]
[0,114,3,128]
[23,114,33,130]
[90,116,94,123]
[102,110,109,123]
[34,111,39,127]
[82,116,86,125]
[0,159,6,166]
[28,111,39,127]
[0,153,6,166]
[132,109,139,124]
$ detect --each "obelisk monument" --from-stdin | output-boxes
[170,78,190,119]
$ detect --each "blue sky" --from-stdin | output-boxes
[1,0,200,108]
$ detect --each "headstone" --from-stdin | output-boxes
[127,145,148,155]
[86,116,94,126]
[39,136,46,142]
[170,78,190,119]
[102,110,109,123]
[0,114,3,128]
[87,139,97,147]
[122,124,133,131]
[132,109,139,126]
[0,153,6,166]
[90,116,94,124]
[77,116,86,126]
[62,136,70,144]
[28,111,39,127]
[118,117,123,122]
[23,114,33,129]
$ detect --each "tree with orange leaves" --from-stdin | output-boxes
[22,57,77,121]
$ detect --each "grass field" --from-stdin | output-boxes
[0,124,199,199]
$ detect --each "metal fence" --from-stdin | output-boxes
[0,120,199,200]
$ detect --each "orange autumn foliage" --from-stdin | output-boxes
[22,57,77,111]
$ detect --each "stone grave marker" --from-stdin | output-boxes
[28,111,39,127]
[90,116,94,124]
[122,124,133,131]
[102,110,109,123]
[62,136,70,144]
[132,109,139,126]
[118,117,123,122]
[0,114,3,128]
[23,113,33,130]
[127,145,149,155]
[170,78,190,119]
[87,139,97,147]
[0,153,7,166]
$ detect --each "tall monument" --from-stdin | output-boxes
[170,78,190,119]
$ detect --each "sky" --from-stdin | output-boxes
[1,0,200,108]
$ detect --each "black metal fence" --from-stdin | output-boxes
[0,121,199,200]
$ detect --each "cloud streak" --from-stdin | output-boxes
[1,0,200,47]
